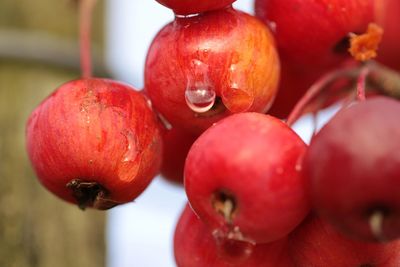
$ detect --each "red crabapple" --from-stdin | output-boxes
[289,215,400,267]
[184,112,309,244]
[174,204,293,267]
[376,0,400,71]
[304,97,400,241]
[145,7,280,134]
[26,78,163,209]
[255,0,376,68]
[161,127,198,184]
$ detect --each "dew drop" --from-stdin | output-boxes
[221,64,254,113]
[122,130,138,162]
[185,59,216,113]
[185,85,216,113]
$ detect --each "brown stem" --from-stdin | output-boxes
[79,0,97,78]
[66,179,120,210]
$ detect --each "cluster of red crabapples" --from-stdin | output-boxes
[25,0,400,266]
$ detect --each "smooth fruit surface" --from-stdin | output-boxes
[304,97,400,241]
[145,7,280,134]
[26,78,163,209]
[185,112,309,243]
[377,0,400,70]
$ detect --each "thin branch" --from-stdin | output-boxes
[0,29,108,76]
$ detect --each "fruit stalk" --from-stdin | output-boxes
[356,65,369,101]
[286,62,400,127]
[286,66,358,126]
[79,0,97,78]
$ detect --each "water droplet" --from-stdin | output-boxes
[185,59,216,113]
[185,85,216,113]
[122,130,138,162]
[221,64,254,113]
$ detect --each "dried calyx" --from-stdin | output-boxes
[66,179,120,210]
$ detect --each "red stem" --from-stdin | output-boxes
[79,0,97,78]
[286,66,360,127]
[356,66,370,101]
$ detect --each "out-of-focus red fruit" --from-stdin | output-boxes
[304,97,400,241]
[155,0,237,15]
[184,112,309,244]
[376,0,400,70]
[174,204,293,267]
[145,7,280,134]
[26,78,163,209]
[161,127,198,184]
[267,61,324,119]
[255,0,376,68]
[289,215,400,267]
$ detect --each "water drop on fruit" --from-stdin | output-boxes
[122,130,138,162]
[185,59,216,113]
[221,64,254,112]
[185,85,216,113]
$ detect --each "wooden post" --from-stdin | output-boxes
[0,1,106,266]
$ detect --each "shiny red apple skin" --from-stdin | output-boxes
[26,78,163,208]
[145,7,280,134]
[184,112,309,244]
[255,0,376,68]
[160,127,198,184]
[304,97,400,241]
[174,204,293,267]
[155,0,236,15]
[377,0,400,71]
[289,215,400,267]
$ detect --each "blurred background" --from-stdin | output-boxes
[0,1,105,267]
[0,1,247,266]
[0,1,324,266]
